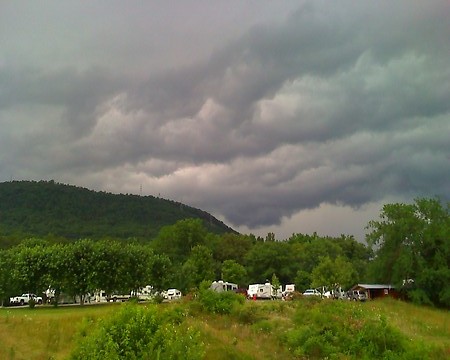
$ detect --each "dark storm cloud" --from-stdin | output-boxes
[0,0,449,235]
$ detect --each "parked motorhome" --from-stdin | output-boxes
[131,285,155,301]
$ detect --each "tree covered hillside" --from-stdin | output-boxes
[0,180,235,245]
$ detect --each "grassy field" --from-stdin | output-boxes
[0,298,448,360]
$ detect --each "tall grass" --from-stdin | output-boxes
[0,304,117,360]
[0,298,448,359]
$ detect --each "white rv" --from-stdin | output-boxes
[131,285,155,301]
[210,280,238,293]
[247,283,279,300]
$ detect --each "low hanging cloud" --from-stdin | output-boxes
[0,0,449,238]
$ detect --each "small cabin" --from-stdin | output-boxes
[351,284,399,300]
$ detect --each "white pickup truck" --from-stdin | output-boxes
[10,293,43,306]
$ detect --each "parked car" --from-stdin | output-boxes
[351,290,367,301]
[302,289,321,297]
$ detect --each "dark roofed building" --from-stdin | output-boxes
[351,284,399,300]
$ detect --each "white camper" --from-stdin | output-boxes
[131,285,155,301]
[247,283,276,300]
[210,280,238,293]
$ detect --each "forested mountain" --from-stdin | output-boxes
[0,180,235,245]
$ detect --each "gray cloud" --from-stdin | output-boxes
[0,0,449,239]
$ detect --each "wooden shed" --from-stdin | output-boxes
[351,284,399,300]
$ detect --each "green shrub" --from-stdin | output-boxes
[283,300,439,360]
[28,298,36,309]
[70,304,204,360]
[231,302,263,325]
[195,283,245,315]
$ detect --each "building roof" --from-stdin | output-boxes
[352,284,395,290]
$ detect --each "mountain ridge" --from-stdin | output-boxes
[0,180,236,244]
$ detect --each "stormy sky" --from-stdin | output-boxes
[1,1,449,242]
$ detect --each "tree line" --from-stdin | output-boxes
[0,197,448,307]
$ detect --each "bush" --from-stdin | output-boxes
[70,304,204,360]
[28,298,36,309]
[283,300,436,359]
[232,302,265,325]
[194,283,245,315]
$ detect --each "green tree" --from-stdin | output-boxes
[213,233,253,264]
[221,260,247,286]
[245,241,296,284]
[311,256,355,290]
[43,243,67,305]
[0,249,15,305]
[153,219,208,264]
[271,273,281,294]
[121,243,155,295]
[295,270,311,292]
[10,239,51,295]
[180,245,215,292]
[147,253,172,292]
[63,239,98,304]
[366,198,450,307]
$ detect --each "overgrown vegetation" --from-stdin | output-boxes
[1,298,448,360]
[283,299,447,359]
[70,303,204,360]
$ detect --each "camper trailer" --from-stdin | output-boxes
[210,280,238,293]
[247,282,280,300]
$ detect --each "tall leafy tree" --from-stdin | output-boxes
[213,233,253,264]
[180,245,215,292]
[244,241,295,284]
[147,253,172,292]
[10,239,50,295]
[121,243,155,295]
[153,219,208,264]
[63,239,98,304]
[0,249,15,305]
[221,260,247,286]
[366,198,450,307]
[311,256,356,290]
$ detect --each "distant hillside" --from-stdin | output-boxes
[0,180,236,244]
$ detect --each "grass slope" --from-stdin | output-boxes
[0,298,448,360]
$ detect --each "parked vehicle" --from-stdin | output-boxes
[284,284,295,294]
[109,293,131,302]
[164,289,182,300]
[131,285,156,301]
[302,289,321,297]
[280,284,295,300]
[210,280,238,293]
[351,290,367,301]
[10,293,43,306]
[324,287,346,300]
[247,282,281,300]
